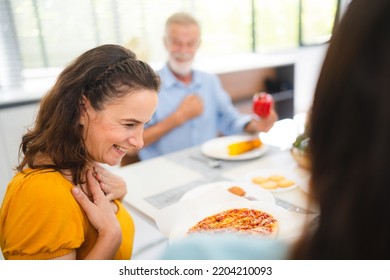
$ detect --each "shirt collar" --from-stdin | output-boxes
[160,63,201,88]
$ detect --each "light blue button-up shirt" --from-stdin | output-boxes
[139,64,251,160]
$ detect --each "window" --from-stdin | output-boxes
[300,0,339,45]
[192,0,253,57]
[1,0,340,87]
[255,0,300,52]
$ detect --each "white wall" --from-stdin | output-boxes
[0,103,39,205]
[294,45,327,114]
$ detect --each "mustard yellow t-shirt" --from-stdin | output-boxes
[0,168,134,260]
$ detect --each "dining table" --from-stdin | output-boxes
[113,117,316,259]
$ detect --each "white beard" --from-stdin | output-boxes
[168,53,194,76]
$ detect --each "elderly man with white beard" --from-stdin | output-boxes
[137,12,278,160]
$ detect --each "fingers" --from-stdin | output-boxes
[86,169,105,201]
[91,164,127,201]
[93,165,111,183]
[100,182,113,200]
[100,182,109,193]
[104,191,114,202]
[94,172,102,181]
[71,187,93,212]
[93,166,111,194]
[93,165,104,180]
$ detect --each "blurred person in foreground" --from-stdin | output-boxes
[162,0,390,259]
[0,44,160,259]
[136,12,277,160]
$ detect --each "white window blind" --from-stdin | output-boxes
[0,0,23,87]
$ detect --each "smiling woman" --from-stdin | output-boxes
[0,44,160,260]
[80,89,158,166]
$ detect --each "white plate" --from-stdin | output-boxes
[201,135,269,160]
[180,181,275,203]
[244,168,302,193]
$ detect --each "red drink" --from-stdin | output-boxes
[253,92,274,118]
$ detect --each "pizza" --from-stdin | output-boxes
[188,208,278,238]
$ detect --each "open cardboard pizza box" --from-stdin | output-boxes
[153,187,316,244]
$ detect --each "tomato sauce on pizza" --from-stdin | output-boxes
[188,208,278,238]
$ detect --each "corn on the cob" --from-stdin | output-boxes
[227,138,262,156]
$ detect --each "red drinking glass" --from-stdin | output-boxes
[253,92,274,118]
